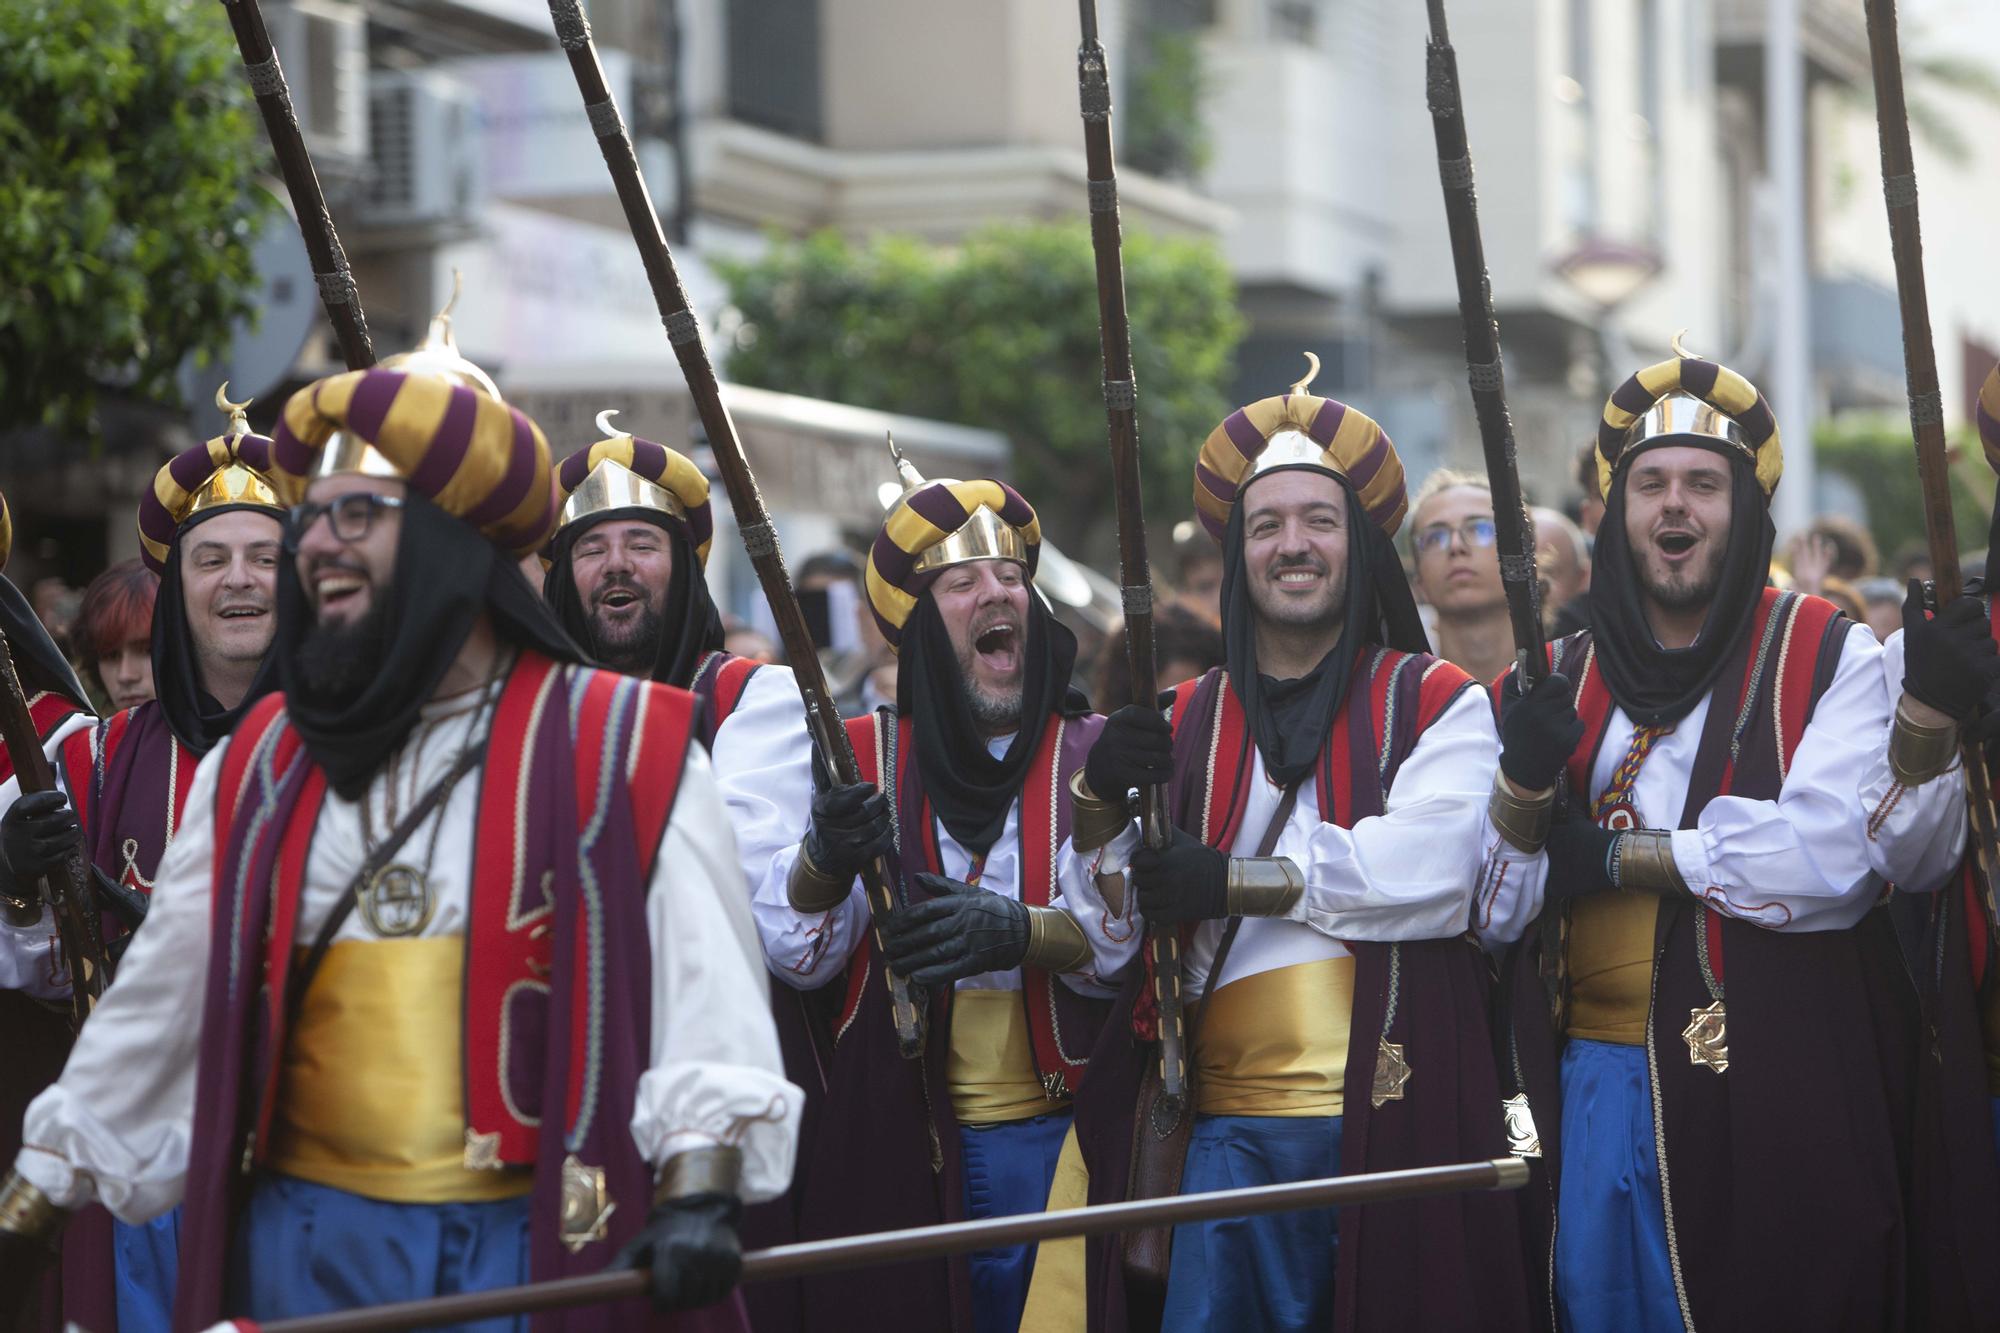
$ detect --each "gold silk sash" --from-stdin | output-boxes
[1193,956,1354,1117]
[267,938,531,1203]
[1565,895,1659,1045]
[947,988,1070,1125]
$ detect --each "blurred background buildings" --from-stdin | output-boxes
[9,0,2000,622]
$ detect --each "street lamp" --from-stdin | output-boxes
[1550,234,1664,397]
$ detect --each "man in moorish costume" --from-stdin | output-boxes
[740,447,1109,1333]
[1854,358,2000,1332]
[543,417,817,1333]
[1484,349,1919,1332]
[0,362,801,1332]
[0,390,285,1333]
[1059,369,1532,1332]
[0,489,97,1332]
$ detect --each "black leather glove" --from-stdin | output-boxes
[803,781,893,883]
[1542,816,1619,904]
[92,866,147,936]
[1084,704,1175,802]
[0,791,79,884]
[1498,671,1583,793]
[1130,826,1228,925]
[879,873,1029,987]
[615,1192,743,1312]
[1902,582,2000,721]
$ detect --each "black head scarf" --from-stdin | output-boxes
[542,510,724,688]
[1222,471,1429,787]
[1586,442,1774,727]
[150,505,285,755]
[897,576,1088,856]
[279,491,583,799]
[0,577,89,712]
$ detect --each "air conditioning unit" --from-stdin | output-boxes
[261,0,367,165]
[361,71,486,230]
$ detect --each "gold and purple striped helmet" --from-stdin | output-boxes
[136,385,283,573]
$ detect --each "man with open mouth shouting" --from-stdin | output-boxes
[1054,370,1532,1333]
[541,417,818,1333]
[0,362,802,1333]
[743,447,1108,1333]
[1481,349,1924,1333]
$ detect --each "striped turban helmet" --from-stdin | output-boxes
[1976,362,2000,476]
[554,411,715,566]
[1193,354,1408,542]
[269,366,558,558]
[1597,337,1782,500]
[865,439,1041,653]
[137,384,284,573]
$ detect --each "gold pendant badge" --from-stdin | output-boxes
[1683,1001,1729,1073]
[1501,1093,1542,1159]
[1370,1037,1411,1108]
[559,1155,616,1253]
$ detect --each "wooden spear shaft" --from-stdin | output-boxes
[1074,0,1188,1129]
[259,1157,1530,1333]
[1423,0,1544,682]
[1862,0,2000,932]
[218,0,376,370]
[544,0,925,1056]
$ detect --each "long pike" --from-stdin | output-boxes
[544,0,927,1058]
[257,1157,1530,1332]
[1862,0,2000,936]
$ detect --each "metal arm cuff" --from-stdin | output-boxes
[1488,772,1556,853]
[653,1144,744,1207]
[1069,769,1133,855]
[1611,829,1690,898]
[1022,905,1094,974]
[0,1171,62,1245]
[1889,697,1960,786]
[1226,857,1305,917]
[787,845,852,913]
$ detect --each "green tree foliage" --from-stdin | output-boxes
[1815,414,1993,567]
[719,223,1244,555]
[0,0,272,435]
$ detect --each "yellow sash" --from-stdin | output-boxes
[1193,956,1354,1116]
[1565,895,1659,1045]
[267,938,530,1203]
[947,988,1070,1125]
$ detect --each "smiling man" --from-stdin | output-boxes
[742,451,1108,1333]
[0,398,286,1333]
[1057,378,1531,1332]
[0,365,801,1333]
[1480,353,1918,1332]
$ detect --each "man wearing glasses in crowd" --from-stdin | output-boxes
[1407,470,1512,685]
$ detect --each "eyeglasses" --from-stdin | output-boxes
[1414,517,1497,556]
[284,493,407,552]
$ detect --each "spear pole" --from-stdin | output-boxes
[218,0,376,370]
[1423,0,1544,681]
[544,0,925,1057]
[259,1156,1530,1333]
[1862,0,2000,933]
[1074,0,1188,1130]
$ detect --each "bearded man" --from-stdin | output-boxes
[742,452,1108,1333]
[1059,378,1532,1332]
[1483,352,1920,1332]
[0,365,801,1332]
